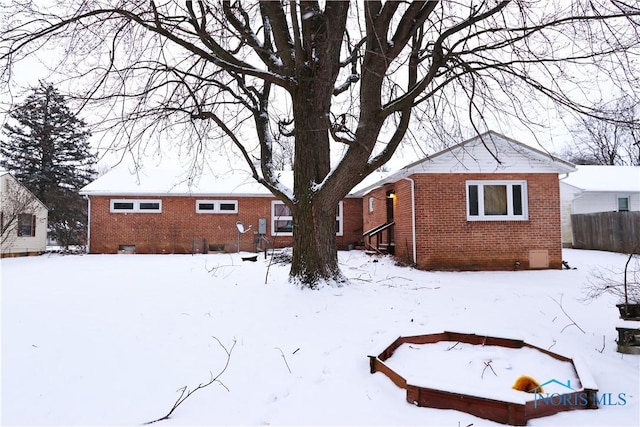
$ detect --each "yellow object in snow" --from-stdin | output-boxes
[512,375,543,393]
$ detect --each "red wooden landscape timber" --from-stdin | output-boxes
[369,331,598,426]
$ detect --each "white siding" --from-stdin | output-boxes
[559,183,581,246]
[560,178,640,247]
[571,192,640,214]
[405,134,573,174]
[0,173,48,256]
[3,207,48,254]
[629,194,640,211]
[352,131,575,197]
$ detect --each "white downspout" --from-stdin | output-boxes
[403,177,416,265]
[85,196,91,254]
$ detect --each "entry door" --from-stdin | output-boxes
[386,190,394,222]
[386,190,395,249]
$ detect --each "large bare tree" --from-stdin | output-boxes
[564,95,640,165]
[1,1,639,287]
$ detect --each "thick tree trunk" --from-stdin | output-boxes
[289,198,344,288]
[288,70,346,288]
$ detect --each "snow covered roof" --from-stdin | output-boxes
[560,165,640,193]
[81,131,578,198]
[80,167,293,197]
[81,165,381,198]
[352,131,576,196]
[350,169,394,194]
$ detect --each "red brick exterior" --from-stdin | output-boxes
[362,173,563,270]
[88,172,562,270]
[87,196,362,254]
[363,187,390,232]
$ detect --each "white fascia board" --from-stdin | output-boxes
[79,191,275,198]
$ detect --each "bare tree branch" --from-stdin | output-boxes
[144,336,236,425]
[2,1,639,286]
[550,295,586,334]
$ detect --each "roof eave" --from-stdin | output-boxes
[80,191,275,197]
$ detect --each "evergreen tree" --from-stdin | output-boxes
[1,81,96,247]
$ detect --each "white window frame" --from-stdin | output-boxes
[271,201,343,236]
[466,180,528,221]
[110,199,162,213]
[336,201,344,236]
[196,200,238,214]
[368,196,374,213]
[271,201,294,236]
[617,195,630,212]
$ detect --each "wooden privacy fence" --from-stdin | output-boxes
[571,211,640,253]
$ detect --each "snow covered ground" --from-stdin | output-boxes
[2,248,638,426]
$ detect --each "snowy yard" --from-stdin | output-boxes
[1,248,638,426]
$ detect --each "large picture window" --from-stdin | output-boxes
[196,200,238,214]
[466,181,528,221]
[271,201,343,236]
[110,199,162,213]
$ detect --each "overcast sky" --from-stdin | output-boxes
[0,3,595,178]
[2,51,576,179]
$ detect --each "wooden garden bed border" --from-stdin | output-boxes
[368,331,598,426]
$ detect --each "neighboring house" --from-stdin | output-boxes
[559,165,640,247]
[353,131,576,270]
[79,168,363,254]
[0,170,48,257]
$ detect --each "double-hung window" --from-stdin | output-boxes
[110,199,162,213]
[272,201,294,235]
[17,213,36,237]
[466,181,528,221]
[271,201,343,236]
[196,200,238,214]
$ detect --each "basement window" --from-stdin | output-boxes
[110,199,162,213]
[195,200,238,214]
[466,181,528,221]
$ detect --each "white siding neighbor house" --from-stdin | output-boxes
[559,165,640,247]
[0,170,48,257]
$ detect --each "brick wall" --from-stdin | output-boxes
[88,196,362,254]
[362,185,395,251]
[362,187,389,232]
[392,179,414,264]
[411,173,562,270]
[341,198,364,247]
[360,180,417,264]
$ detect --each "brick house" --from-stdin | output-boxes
[354,131,576,270]
[80,131,574,270]
[79,168,363,254]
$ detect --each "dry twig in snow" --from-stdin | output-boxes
[550,294,586,334]
[144,336,236,425]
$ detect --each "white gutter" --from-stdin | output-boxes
[403,177,417,265]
